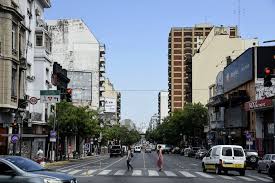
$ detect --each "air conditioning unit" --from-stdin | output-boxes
[27,75,35,80]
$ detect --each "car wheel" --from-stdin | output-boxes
[215,165,222,175]
[202,163,207,173]
[224,170,228,175]
[110,154,112,158]
[239,169,245,176]
[267,166,270,174]
[257,166,261,173]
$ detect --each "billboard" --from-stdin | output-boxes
[105,98,117,113]
[223,48,253,93]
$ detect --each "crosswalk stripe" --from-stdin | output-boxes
[81,169,97,176]
[114,170,126,176]
[68,170,81,175]
[60,169,70,173]
[195,172,214,178]
[164,171,177,177]
[148,170,159,176]
[237,176,256,182]
[219,175,235,180]
[98,170,112,175]
[248,175,272,182]
[179,171,196,178]
[132,170,142,176]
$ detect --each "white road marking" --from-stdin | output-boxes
[164,171,177,177]
[114,170,127,176]
[249,175,272,182]
[98,169,112,175]
[68,169,82,175]
[195,172,214,178]
[132,170,142,176]
[190,163,198,166]
[101,157,125,170]
[179,171,196,178]
[219,175,235,180]
[237,176,256,181]
[148,170,159,176]
[60,169,71,172]
[143,151,146,169]
[58,157,108,170]
[81,169,97,176]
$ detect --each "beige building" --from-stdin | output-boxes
[168,24,238,113]
[103,78,121,125]
[192,26,258,105]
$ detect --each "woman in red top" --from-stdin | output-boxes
[157,145,163,171]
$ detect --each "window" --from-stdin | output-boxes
[174,50,182,54]
[174,61,181,66]
[11,64,17,97]
[174,55,182,60]
[174,32,182,36]
[36,34,43,46]
[174,73,182,77]
[222,147,232,156]
[264,155,271,160]
[0,162,14,175]
[233,148,244,157]
[174,38,182,42]
[174,96,182,101]
[272,155,275,160]
[184,32,192,36]
[174,44,182,48]
[45,36,51,53]
[174,85,182,89]
[212,147,220,156]
[12,23,17,51]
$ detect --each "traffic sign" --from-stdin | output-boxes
[11,134,19,144]
[29,97,38,105]
[40,90,60,104]
[246,140,253,145]
[49,130,56,142]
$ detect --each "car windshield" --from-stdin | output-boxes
[5,157,44,172]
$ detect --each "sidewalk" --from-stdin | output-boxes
[44,154,108,168]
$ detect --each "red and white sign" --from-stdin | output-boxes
[245,99,273,111]
[29,97,38,105]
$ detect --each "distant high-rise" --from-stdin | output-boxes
[158,91,168,123]
[168,24,238,113]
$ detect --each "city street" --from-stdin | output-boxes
[49,151,273,183]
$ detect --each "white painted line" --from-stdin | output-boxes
[132,170,142,176]
[81,169,97,176]
[195,172,214,178]
[219,175,235,180]
[143,151,146,169]
[58,157,108,170]
[68,169,82,175]
[98,169,112,175]
[249,175,272,182]
[164,171,177,177]
[114,170,126,176]
[179,171,196,178]
[101,157,125,170]
[60,169,71,173]
[237,176,256,182]
[190,163,198,166]
[148,170,159,176]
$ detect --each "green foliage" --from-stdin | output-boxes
[146,103,208,146]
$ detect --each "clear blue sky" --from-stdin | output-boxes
[45,0,275,129]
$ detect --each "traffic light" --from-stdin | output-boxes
[66,88,72,102]
[264,67,272,87]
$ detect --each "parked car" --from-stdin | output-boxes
[163,145,173,154]
[188,147,201,157]
[145,147,152,153]
[181,147,191,156]
[257,154,275,173]
[110,145,123,157]
[202,145,246,176]
[172,147,181,154]
[0,156,77,183]
[244,149,259,169]
[134,146,141,153]
[195,149,208,159]
[268,162,275,182]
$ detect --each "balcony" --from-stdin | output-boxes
[100,76,105,82]
[38,0,51,8]
[184,77,192,83]
[99,86,105,92]
[100,65,105,72]
[100,96,105,102]
[100,44,105,54]
[100,57,105,63]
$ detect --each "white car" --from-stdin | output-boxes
[202,145,246,176]
[134,146,141,153]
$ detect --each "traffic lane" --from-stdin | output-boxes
[76,176,248,183]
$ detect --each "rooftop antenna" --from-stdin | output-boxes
[238,0,241,33]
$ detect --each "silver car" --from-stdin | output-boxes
[257,154,275,173]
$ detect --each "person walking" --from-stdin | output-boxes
[36,147,44,164]
[126,145,133,171]
[157,145,163,171]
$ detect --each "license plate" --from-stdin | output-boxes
[234,164,243,168]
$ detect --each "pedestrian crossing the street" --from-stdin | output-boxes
[58,168,273,182]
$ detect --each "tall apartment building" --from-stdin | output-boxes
[48,19,105,111]
[168,24,238,113]
[158,91,168,123]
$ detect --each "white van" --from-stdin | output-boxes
[134,146,141,153]
[202,145,246,176]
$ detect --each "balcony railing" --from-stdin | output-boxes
[99,86,105,92]
[100,76,105,82]
[39,0,51,8]
[100,44,105,54]
[100,57,105,63]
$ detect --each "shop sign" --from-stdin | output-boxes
[245,99,273,111]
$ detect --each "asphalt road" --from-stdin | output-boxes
[49,151,273,183]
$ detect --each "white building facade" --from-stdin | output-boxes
[192,26,258,105]
[158,91,169,123]
[48,19,105,110]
